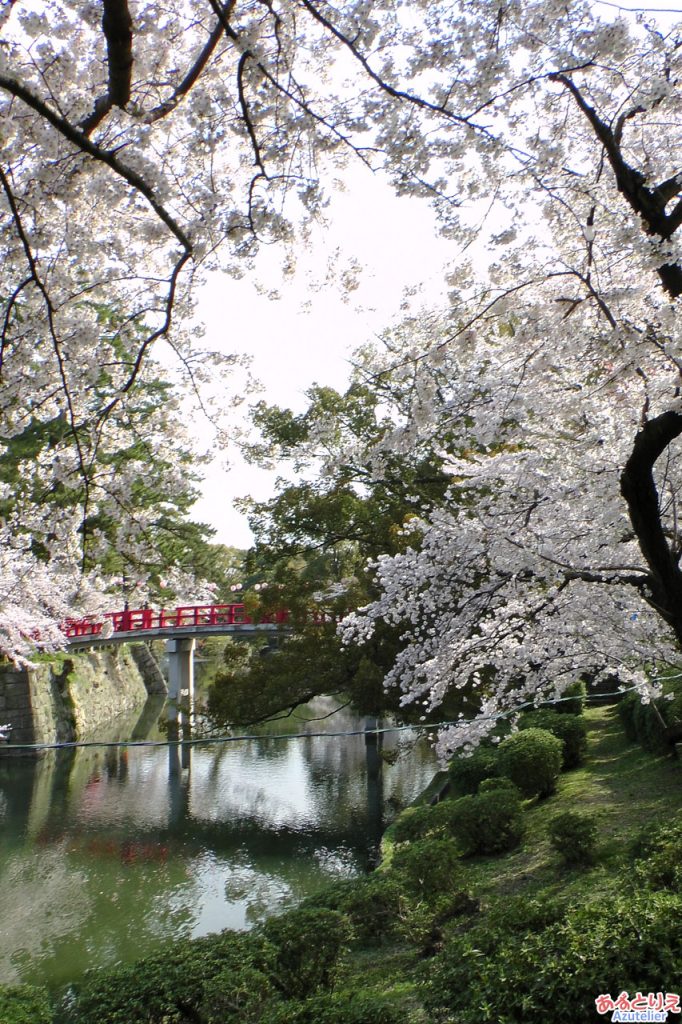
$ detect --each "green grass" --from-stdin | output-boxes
[442,706,682,894]
[338,704,682,1012]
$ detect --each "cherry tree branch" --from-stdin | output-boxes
[102,0,133,108]
[79,0,133,135]
[551,72,682,297]
[143,4,235,124]
[0,166,92,564]
[298,0,474,128]
[0,73,192,252]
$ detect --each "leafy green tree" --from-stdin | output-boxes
[207,376,452,726]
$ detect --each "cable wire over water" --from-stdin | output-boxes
[0,687,647,752]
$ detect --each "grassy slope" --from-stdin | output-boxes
[334,704,682,1018]
[464,705,682,902]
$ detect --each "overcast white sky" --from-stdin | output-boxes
[192,163,454,548]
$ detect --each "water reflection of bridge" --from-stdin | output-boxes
[0,695,436,987]
[0,697,393,864]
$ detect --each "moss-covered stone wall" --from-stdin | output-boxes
[0,646,157,747]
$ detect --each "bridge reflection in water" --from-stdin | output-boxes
[0,696,437,990]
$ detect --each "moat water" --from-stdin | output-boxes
[0,696,437,990]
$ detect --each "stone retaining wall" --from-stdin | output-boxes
[0,645,164,748]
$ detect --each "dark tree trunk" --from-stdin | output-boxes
[620,410,682,643]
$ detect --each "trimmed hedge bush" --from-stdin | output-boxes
[477,776,521,795]
[399,890,479,955]
[303,874,407,945]
[550,679,586,715]
[518,710,587,769]
[0,985,53,1024]
[390,837,462,897]
[497,728,563,797]
[547,811,598,866]
[201,965,279,1024]
[337,874,407,944]
[632,821,682,891]
[71,932,267,1024]
[617,687,682,753]
[425,889,682,1024]
[390,803,447,844]
[617,690,640,742]
[447,788,525,856]
[447,746,499,794]
[262,907,351,999]
[266,989,405,1024]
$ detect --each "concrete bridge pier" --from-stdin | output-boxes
[165,637,195,706]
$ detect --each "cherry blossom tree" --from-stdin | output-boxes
[3,0,682,712]
[0,0,394,659]
[340,305,682,755]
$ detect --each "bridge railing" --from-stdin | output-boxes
[62,603,344,640]
[62,604,295,638]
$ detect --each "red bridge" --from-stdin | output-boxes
[62,603,337,701]
[61,602,339,708]
[64,603,292,639]
[63,603,339,647]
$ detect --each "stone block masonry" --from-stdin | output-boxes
[0,645,164,749]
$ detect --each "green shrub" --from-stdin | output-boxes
[262,907,351,999]
[477,776,521,795]
[336,874,407,944]
[662,682,682,733]
[617,690,639,741]
[390,837,462,897]
[390,803,446,844]
[201,965,279,1023]
[447,788,525,855]
[0,985,53,1024]
[486,893,568,935]
[497,728,563,797]
[303,874,407,945]
[617,691,670,752]
[399,889,479,955]
[71,932,267,1024]
[633,697,669,752]
[631,821,682,890]
[547,811,598,866]
[266,989,405,1024]
[552,679,586,715]
[447,746,499,794]
[425,889,682,1024]
[518,710,588,769]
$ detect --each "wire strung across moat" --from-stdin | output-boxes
[0,686,654,753]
